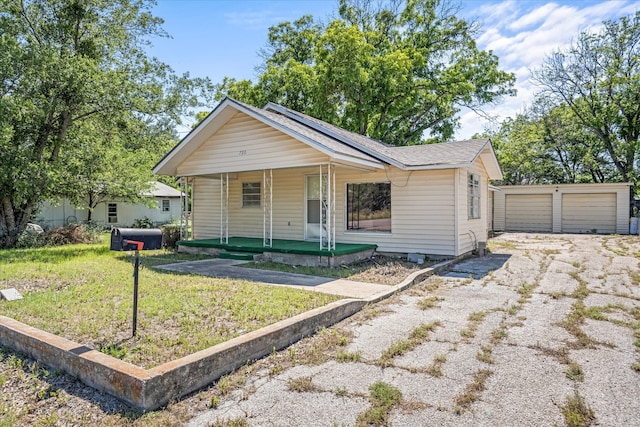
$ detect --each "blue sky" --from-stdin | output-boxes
[149,0,640,139]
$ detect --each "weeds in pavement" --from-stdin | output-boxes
[460,311,488,341]
[454,369,493,414]
[378,322,441,367]
[418,296,444,310]
[560,391,596,427]
[211,417,250,427]
[566,363,584,381]
[336,351,362,363]
[288,376,320,393]
[476,345,494,364]
[425,354,447,377]
[356,381,402,427]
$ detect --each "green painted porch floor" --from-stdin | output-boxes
[177,237,377,257]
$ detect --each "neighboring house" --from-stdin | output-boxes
[492,183,631,234]
[36,181,183,229]
[153,97,502,259]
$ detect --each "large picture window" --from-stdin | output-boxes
[468,173,481,219]
[347,182,391,232]
[242,182,261,208]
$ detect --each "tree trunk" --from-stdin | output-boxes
[0,197,31,248]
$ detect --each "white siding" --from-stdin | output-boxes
[191,166,458,256]
[36,197,180,228]
[176,112,329,176]
[456,160,491,255]
[192,177,220,239]
[505,194,553,232]
[35,199,84,228]
[561,193,616,234]
[336,168,456,256]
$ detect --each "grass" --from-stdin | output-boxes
[561,392,596,427]
[378,322,441,366]
[356,381,402,427]
[0,239,341,368]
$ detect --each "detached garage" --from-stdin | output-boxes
[493,183,631,234]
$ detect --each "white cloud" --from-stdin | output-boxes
[455,0,640,139]
[224,10,289,30]
[507,3,559,31]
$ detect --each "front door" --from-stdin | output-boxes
[305,175,326,240]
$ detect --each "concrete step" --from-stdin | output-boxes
[219,251,257,261]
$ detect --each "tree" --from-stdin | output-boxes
[533,12,640,187]
[214,0,516,145]
[0,0,202,246]
[488,97,617,185]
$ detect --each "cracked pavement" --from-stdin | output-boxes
[186,233,640,427]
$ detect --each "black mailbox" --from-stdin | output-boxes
[110,228,163,251]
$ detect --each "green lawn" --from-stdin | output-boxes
[0,238,341,368]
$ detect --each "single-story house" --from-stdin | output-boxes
[36,181,183,229]
[492,183,631,234]
[153,97,502,265]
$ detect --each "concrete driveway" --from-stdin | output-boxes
[186,233,640,426]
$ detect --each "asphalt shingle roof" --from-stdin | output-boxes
[235,100,381,164]
[262,101,490,168]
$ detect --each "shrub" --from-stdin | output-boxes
[161,224,181,249]
[15,229,46,248]
[132,217,154,228]
[44,224,100,246]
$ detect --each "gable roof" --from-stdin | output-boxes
[154,97,502,179]
[143,181,183,198]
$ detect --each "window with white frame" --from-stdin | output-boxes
[242,182,261,208]
[161,199,170,212]
[346,182,391,232]
[468,173,481,219]
[108,203,118,223]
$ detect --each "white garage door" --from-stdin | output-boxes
[562,193,616,233]
[505,194,553,232]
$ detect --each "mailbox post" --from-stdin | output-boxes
[110,228,162,337]
[125,239,144,337]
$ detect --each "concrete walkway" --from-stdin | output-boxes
[154,258,391,299]
[185,233,640,427]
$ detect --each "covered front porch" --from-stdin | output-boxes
[176,237,377,267]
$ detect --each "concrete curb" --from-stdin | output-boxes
[0,298,367,411]
[0,257,460,411]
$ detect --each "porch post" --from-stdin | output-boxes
[319,165,323,250]
[225,173,229,243]
[331,164,336,250]
[179,177,186,240]
[327,163,331,250]
[263,169,272,248]
[220,173,229,244]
